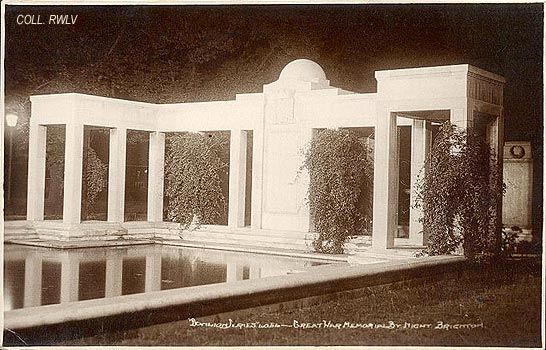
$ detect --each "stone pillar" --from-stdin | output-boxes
[24,254,42,307]
[451,107,470,129]
[105,256,123,297]
[300,127,314,232]
[147,132,166,222]
[251,127,265,229]
[372,110,398,249]
[492,112,505,247]
[226,263,244,282]
[145,253,162,292]
[63,123,84,225]
[249,266,261,280]
[488,111,504,178]
[408,120,432,245]
[27,123,47,221]
[60,256,79,303]
[108,127,127,222]
[228,130,248,228]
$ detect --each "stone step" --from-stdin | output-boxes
[3,221,37,240]
[185,230,310,244]
[186,237,311,251]
[183,235,311,250]
[182,230,311,251]
[198,226,315,239]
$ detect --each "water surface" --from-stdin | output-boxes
[4,244,328,311]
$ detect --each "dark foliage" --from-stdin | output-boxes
[415,123,504,262]
[303,129,373,254]
[165,132,228,229]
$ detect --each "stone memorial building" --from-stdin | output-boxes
[14,59,506,250]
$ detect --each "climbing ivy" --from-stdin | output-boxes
[302,129,374,254]
[414,122,504,262]
[165,132,228,229]
[83,147,108,213]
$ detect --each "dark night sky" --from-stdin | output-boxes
[4,3,543,143]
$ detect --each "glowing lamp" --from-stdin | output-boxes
[6,113,18,127]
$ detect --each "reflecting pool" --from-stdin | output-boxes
[4,243,329,311]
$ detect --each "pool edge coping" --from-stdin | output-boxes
[4,255,466,332]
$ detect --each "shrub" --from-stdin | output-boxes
[165,132,228,229]
[414,122,504,262]
[302,129,373,254]
[501,226,520,258]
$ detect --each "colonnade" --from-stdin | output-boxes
[26,120,433,245]
[26,124,255,230]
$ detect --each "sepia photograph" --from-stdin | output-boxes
[1,1,544,347]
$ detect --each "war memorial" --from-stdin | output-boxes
[7,59,506,251]
[2,4,542,346]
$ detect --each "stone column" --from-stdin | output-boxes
[372,110,398,249]
[60,256,79,303]
[228,130,248,228]
[27,123,47,221]
[491,112,505,248]
[492,111,504,164]
[249,266,261,280]
[63,123,84,225]
[408,120,432,245]
[451,107,470,129]
[105,256,123,297]
[145,253,162,292]
[251,127,265,229]
[108,127,127,222]
[299,127,314,232]
[147,132,166,223]
[226,263,244,282]
[23,254,42,307]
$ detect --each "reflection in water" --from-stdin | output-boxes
[4,260,25,311]
[80,261,106,301]
[122,258,146,295]
[42,261,61,306]
[3,244,327,311]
